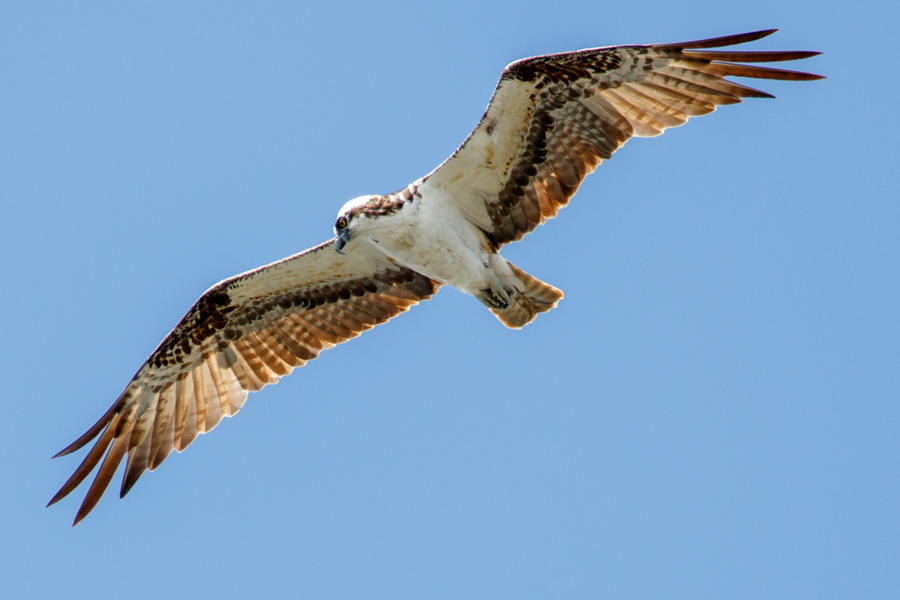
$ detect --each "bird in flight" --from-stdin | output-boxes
[50,30,821,525]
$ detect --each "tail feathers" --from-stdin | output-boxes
[489,263,563,329]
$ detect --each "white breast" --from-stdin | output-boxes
[359,190,494,295]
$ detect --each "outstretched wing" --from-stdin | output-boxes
[50,240,438,525]
[418,29,822,248]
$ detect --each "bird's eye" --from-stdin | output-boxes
[336,217,348,230]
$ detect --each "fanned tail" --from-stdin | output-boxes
[489,262,563,329]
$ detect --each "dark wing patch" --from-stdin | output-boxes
[50,253,437,525]
[419,30,822,249]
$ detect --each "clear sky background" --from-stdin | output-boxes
[2,1,897,598]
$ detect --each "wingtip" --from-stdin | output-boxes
[667,29,780,50]
[72,510,88,527]
[46,491,87,528]
[119,470,142,499]
[70,486,103,527]
[52,443,79,460]
[51,446,73,460]
[749,28,778,39]
[72,490,103,526]
[52,400,123,459]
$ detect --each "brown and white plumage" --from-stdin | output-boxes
[50,29,820,525]
[419,29,821,248]
[50,242,438,524]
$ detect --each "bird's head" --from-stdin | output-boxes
[333,195,378,254]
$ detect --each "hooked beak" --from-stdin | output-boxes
[334,229,350,254]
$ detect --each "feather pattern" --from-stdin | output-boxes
[418,29,822,248]
[50,241,438,525]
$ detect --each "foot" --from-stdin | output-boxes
[478,279,514,310]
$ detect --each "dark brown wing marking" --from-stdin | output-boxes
[50,245,437,525]
[420,30,822,249]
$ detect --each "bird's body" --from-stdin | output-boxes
[346,189,495,294]
[49,30,821,525]
[339,187,531,315]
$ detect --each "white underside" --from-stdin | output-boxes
[351,189,503,296]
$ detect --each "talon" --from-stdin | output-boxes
[489,283,514,309]
[478,280,517,311]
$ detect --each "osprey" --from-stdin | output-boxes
[50,30,821,524]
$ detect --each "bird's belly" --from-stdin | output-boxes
[372,224,490,294]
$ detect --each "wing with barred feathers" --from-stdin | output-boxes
[419,29,822,248]
[49,240,438,525]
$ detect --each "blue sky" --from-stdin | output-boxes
[2,1,897,598]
